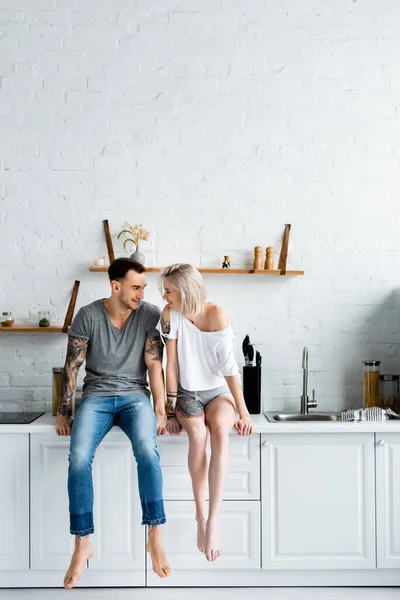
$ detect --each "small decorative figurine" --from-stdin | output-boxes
[222,255,231,269]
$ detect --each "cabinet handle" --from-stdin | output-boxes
[263,441,269,447]
[378,439,385,446]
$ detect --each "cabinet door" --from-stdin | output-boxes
[162,466,260,500]
[261,433,375,570]
[376,433,400,568]
[30,434,75,570]
[89,434,145,572]
[153,500,260,571]
[0,434,29,570]
[158,434,260,467]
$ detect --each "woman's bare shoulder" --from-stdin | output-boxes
[206,303,229,330]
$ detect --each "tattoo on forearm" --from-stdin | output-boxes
[146,337,163,361]
[58,337,88,416]
[166,396,177,412]
[161,316,171,335]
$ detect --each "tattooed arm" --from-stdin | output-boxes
[145,336,166,434]
[56,336,88,436]
[160,307,181,435]
[160,307,179,415]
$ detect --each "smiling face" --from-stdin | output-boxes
[111,269,147,311]
[162,278,182,311]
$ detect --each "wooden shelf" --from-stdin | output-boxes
[89,266,304,276]
[0,326,66,333]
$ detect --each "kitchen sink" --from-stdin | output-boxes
[265,412,341,423]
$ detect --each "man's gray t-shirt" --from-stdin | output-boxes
[68,299,161,399]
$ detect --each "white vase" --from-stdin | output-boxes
[130,246,145,264]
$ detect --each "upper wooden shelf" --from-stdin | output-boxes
[0,326,66,333]
[89,266,304,276]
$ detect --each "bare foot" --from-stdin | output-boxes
[147,526,171,578]
[63,537,94,589]
[205,520,221,562]
[196,518,206,553]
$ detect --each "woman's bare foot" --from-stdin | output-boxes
[63,536,94,589]
[147,525,171,578]
[205,519,221,562]
[196,518,206,553]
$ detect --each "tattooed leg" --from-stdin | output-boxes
[176,396,208,553]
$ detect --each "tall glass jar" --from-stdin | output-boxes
[52,367,64,416]
[363,361,381,408]
[380,375,399,412]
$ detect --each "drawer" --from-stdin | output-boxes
[155,500,261,570]
[162,465,260,500]
[158,434,260,467]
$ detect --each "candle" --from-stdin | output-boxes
[94,256,105,266]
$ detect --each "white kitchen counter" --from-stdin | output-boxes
[2,412,400,434]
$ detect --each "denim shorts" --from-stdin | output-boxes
[176,384,233,417]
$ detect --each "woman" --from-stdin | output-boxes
[157,263,252,562]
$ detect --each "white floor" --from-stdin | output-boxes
[0,589,399,600]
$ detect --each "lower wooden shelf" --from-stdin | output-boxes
[0,326,66,333]
[89,266,304,275]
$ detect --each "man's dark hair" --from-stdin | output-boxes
[108,258,145,281]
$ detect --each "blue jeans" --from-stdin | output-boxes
[68,393,166,536]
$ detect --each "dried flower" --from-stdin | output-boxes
[118,221,150,250]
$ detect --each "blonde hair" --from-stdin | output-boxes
[160,264,207,317]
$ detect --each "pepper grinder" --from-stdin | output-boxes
[264,246,274,270]
[253,246,262,270]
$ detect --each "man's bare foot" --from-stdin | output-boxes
[205,520,221,562]
[196,518,206,553]
[147,525,171,578]
[63,536,94,589]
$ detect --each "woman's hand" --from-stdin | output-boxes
[156,412,167,435]
[234,415,252,436]
[167,416,182,435]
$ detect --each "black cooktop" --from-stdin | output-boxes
[0,412,45,424]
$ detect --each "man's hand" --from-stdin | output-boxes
[156,412,167,436]
[166,416,182,435]
[56,413,73,436]
[234,414,252,436]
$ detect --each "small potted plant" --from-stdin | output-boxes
[118,221,150,264]
[38,310,50,327]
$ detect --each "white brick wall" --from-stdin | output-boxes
[1,0,400,413]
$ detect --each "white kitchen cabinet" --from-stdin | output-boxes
[162,465,260,501]
[30,433,145,576]
[90,434,145,573]
[156,500,260,571]
[376,433,400,568]
[261,433,376,570]
[30,435,75,570]
[158,434,260,467]
[0,434,29,570]
[159,434,260,500]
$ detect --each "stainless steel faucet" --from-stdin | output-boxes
[300,347,317,414]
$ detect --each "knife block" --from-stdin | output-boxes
[243,366,261,414]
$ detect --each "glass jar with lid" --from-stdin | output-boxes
[38,309,50,327]
[0,311,14,327]
[52,367,64,416]
[363,360,381,408]
[380,375,399,413]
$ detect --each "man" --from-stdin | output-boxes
[55,258,170,589]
